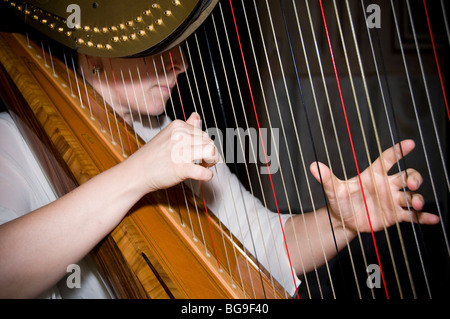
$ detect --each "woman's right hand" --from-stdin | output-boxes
[123,112,220,195]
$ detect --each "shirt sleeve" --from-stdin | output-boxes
[0,112,112,299]
[0,112,57,216]
[187,161,301,296]
[137,114,300,295]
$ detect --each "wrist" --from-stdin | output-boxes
[328,206,358,240]
[113,159,150,199]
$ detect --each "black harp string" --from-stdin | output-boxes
[299,0,368,298]
[177,44,250,295]
[161,45,263,297]
[209,7,295,298]
[289,0,368,299]
[268,0,342,298]
[329,0,405,298]
[201,20,270,298]
[14,0,449,299]
[405,0,450,192]
[234,0,320,297]
[182,39,253,297]
[359,0,431,298]
[278,0,361,298]
[243,0,330,298]
[390,0,450,258]
[338,0,411,298]
[185,31,262,299]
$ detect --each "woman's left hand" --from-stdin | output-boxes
[309,139,440,234]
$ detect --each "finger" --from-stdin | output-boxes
[390,168,423,191]
[170,127,209,149]
[399,209,440,225]
[374,139,416,172]
[395,191,425,211]
[405,170,423,192]
[191,142,220,166]
[186,112,201,129]
[310,161,338,196]
[183,164,214,182]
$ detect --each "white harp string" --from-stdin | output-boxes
[359,0,431,298]
[18,0,449,299]
[390,0,450,258]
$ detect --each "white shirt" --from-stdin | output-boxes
[0,112,112,299]
[134,116,300,296]
[0,111,299,298]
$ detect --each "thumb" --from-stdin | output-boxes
[310,161,336,195]
[186,112,201,128]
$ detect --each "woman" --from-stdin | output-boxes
[0,45,438,298]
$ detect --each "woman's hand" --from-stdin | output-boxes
[309,139,440,235]
[123,112,220,195]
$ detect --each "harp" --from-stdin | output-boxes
[0,0,448,300]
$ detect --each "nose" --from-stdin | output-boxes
[163,45,188,76]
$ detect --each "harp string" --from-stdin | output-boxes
[182,38,257,297]
[337,0,407,298]
[150,54,211,248]
[89,67,105,133]
[161,53,220,263]
[422,0,449,122]
[250,0,336,298]
[339,0,412,298]
[135,66,153,130]
[47,44,57,78]
[108,59,134,156]
[441,0,450,46]
[279,0,363,298]
[227,0,300,299]
[208,10,292,297]
[368,7,434,299]
[290,0,367,299]
[140,59,175,213]
[184,32,263,298]
[390,0,450,258]
[62,50,75,98]
[177,45,246,294]
[296,0,378,298]
[359,0,431,298]
[79,65,95,121]
[316,0,390,298]
[225,0,310,297]
[127,68,145,148]
[262,0,342,296]
[103,68,127,156]
[405,0,450,193]
[119,69,140,149]
[40,41,48,69]
[199,25,271,296]
[70,53,84,110]
[94,67,116,142]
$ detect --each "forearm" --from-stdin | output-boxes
[0,159,145,298]
[284,206,356,276]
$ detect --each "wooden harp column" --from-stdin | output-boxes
[0,0,449,299]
